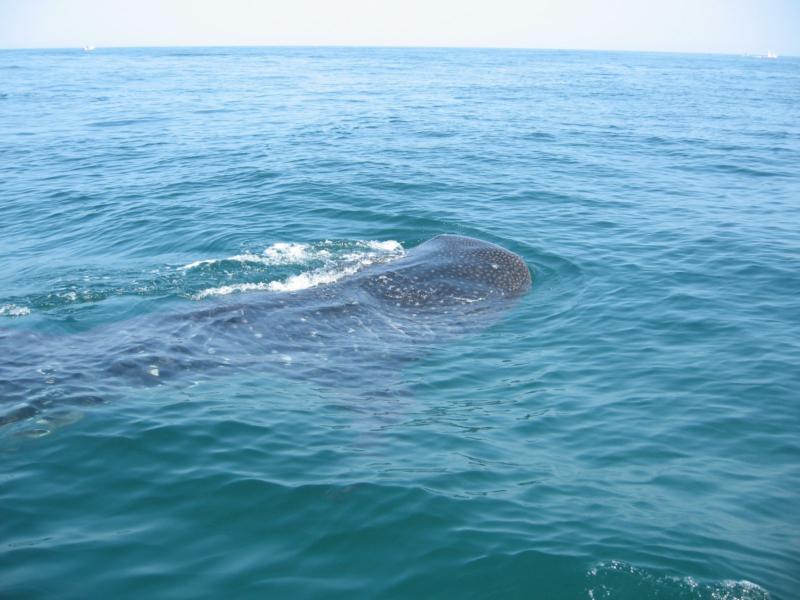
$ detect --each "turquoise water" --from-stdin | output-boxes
[2,47,799,598]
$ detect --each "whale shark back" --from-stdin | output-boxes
[356,234,531,310]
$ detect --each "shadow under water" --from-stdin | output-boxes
[0,235,531,427]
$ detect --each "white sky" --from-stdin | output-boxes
[1,0,798,55]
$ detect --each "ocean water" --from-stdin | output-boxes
[1,46,799,599]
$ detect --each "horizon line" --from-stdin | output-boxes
[0,43,793,58]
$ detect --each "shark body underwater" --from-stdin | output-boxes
[0,235,531,428]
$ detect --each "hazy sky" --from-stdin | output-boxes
[1,0,798,55]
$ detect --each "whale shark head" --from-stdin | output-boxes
[357,235,531,309]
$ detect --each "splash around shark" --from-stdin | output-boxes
[0,235,531,428]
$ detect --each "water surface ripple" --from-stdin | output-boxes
[1,47,799,599]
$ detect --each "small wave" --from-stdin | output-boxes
[363,240,403,253]
[709,164,782,178]
[587,561,769,600]
[180,242,328,271]
[524,131,556,141]
[194,264,362,299]
[0,241,405,313]
[87,117,169,128]
[182,240,403,272]
[0,304,31,317]
[192,240,404,299]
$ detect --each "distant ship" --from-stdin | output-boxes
[766,50,778,59]
[83,45,95,52]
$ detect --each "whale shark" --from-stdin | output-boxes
[0,235,531,427]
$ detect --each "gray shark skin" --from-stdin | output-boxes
[0,235,531,427]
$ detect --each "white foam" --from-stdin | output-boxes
[181,240,400,272]
[267,264,362,292]
[180,241,327,271]
[364,240,403,252]
[194,264,362,299]
[194,282,272,299]
[262,242,314,262]
[587,561,769,600]
[180,258,219,270]
[0,304,31,317]
[193,239,404,299]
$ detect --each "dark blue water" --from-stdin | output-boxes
[2,47,799,599]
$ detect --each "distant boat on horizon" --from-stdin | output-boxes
[766,50,778,59]
[83,45,95,52]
